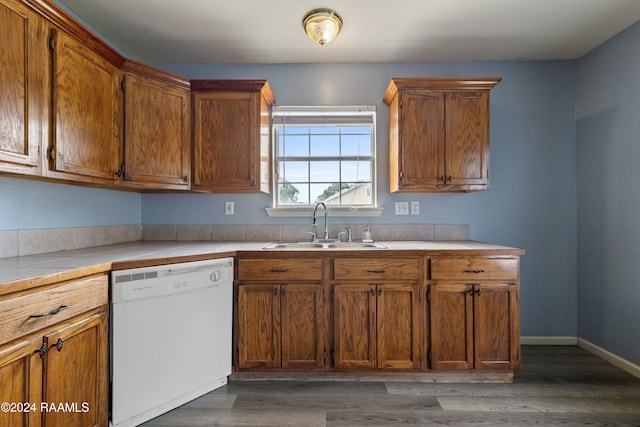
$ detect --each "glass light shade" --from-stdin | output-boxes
[302,9,343,46]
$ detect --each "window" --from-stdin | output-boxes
[272,106,376,210]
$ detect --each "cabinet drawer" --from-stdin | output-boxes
[0,275,108,346]
[237,259,322,281]
[430,258,518,281]
[333,258,419,281]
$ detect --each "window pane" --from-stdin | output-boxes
[279,161,308,182]
[273,106,376,208]
[281,134,309,156]
[341,160,371,182]
[310,134,339,157]
[278,182,306,205]
[310,183,335,203]
[341,133,372,156]
[339,183,372,205]
[310,161,339,182]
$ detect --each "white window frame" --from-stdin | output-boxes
[265,105,383,218]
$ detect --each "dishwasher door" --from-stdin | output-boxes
[110,258,233,427]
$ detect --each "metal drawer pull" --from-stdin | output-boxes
[28,305,69,319]
[34,342,47,359]
[270,268,289,273]
[464,269,485,274]
[366,270,386,274]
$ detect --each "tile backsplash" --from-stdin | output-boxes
[0,224,142,258]
[143,223,470,243]
[0,223,469,258]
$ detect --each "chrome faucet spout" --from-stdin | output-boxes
[312,202,329,240]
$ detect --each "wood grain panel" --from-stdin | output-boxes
[429,283,474,369]
[238,258,322,281]
[399,91,444,188]
[122,70,190,188]
[0,334,43,427]
[281,284,323,369]
[237,284,280,369]
[377,284,421,370]
[445,91,489,185]
[49,29,120,182]
[333,284,377,369]
[474,283,518,370]
[0,0,45,175]
[430,258,518,281]
[333,258,419,281]
[0,274,108,346]
[43,310,108,427]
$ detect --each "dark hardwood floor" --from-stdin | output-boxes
[142,346,640,426]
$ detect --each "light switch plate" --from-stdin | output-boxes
[395,201,409,215]
[225,201,234,215]
[411,201,420,215]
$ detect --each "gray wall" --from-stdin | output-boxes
[576,21,640,365]
[0,177,140,229]
[149,60,578,339]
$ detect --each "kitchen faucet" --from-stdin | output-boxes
[312,202,329,241]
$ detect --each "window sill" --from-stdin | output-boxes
[265,206,384,218]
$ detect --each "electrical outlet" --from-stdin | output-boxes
[395,201,409,215]
[411,201,420,215]
[225,201,234,215]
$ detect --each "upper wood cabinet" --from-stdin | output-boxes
[0,0,46,176]
[46,27,122,184]
[191,80,275,193]
[120,60,191,190]
[383,78,501,192]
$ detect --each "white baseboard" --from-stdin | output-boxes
[520,336,578,345]
[520,336,640,379]
[578,338,640,379]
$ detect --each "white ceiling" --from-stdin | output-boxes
[57,0,640,65]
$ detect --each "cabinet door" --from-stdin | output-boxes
[377,284,422,370]
[49,29,120,183]
[281,284,324,369]
[43,310,108,427]
[445,91,489,186]
[0,0,45,175]
[474,284,519,370]
[429,283,474,369]
[122,72,190,189]
[333,284,376,369]
[192,91,261,192]
[0,335,43,427]
[398,91,445,189]
[237,284,280,369]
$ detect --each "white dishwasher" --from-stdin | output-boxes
[110,257,233,427]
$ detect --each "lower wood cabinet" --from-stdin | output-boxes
[429,257,520,371]
[234,253,520,374]
[332,283,422,370]
[0,274,109,427]
[236,283,324,370]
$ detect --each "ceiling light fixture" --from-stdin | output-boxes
[302,8,343,46]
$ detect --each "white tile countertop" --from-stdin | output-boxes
[0,240,524,292]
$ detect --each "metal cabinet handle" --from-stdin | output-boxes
[28,305,68,319]
[52,338,64,352]
[34,342,47,359]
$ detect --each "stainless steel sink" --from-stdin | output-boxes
[263,241,387,250]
